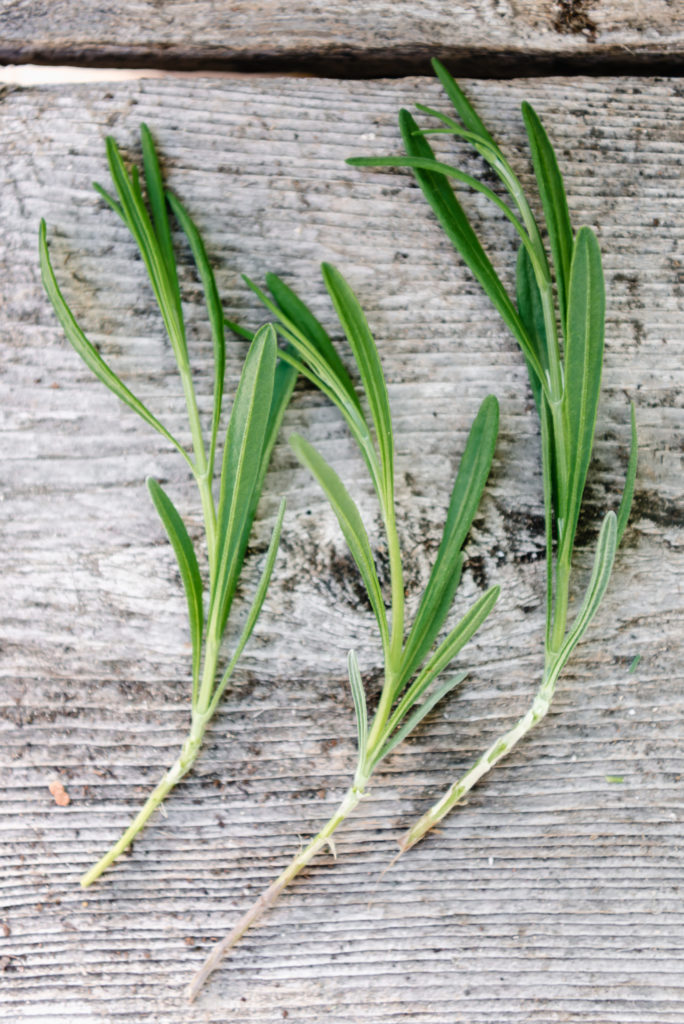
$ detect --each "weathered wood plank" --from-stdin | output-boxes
[0,1,683,74]
[0,75,682,1022]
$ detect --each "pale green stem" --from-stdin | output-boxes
[396,535,573,856]
[80,708,212,888]
[549,558,571,658]
[196,631,221,715]
[483,148,564,410]
[166,307,217,575]
[186,781,366,1002]
[365,665,399,756]
[398,675,556,855]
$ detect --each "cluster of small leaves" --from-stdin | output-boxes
[39,126,298,884]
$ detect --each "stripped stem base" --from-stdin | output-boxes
[80,710,211,888]
[398,686,553,854]
[186,782,365,1002]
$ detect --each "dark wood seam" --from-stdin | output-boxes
[1,46,683,79]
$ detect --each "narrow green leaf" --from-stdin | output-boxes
[225,317,254,341]
[431,59,497,148]
[39,220,191,466]
[265,272,361,415]
[350,153,533,261]
[391,585,499,731]
[93,182,124,221]
[616,402,638,545]
[290,433,390,655]
[561,226,605,561]
[236,313,382,511]
[399,555,464,693]
[400,395,499,686]
[140,124,180,304]
[167,190,226,473]
[258,358,299,488]
[415,584,499,687]
[540,397,557,647]
[147,478,204,699]
[347,650,369,769]
[212,324,277,635]
[521,102,574,332]
[104,136,188,370]
[353,110,545,392]
[374,671,467,768]
[321,264,395,506]
[241,275,380,494]
[553,511,617,679]
[515,244,547,414]
[208,498,286,714]
[251,330,383,503]
[254,272,371,506]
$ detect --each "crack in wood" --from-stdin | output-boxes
[1,46,683,80]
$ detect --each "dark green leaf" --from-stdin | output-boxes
[321,264,395,505]
[208,497,287,713]
[374,671,467,768]
[521,103,574,332]
[400,395,499,687]
[363,109,544,390]
[140,124,181,307]
[212,324,277,635]
[515,244,546,414]
[560,227,605,561]
[431,59,497,148]
[350,153,531,257]
[147,478,204,696]
[167,191,226,472]
[265,272,361,415]
[104,136,187,367]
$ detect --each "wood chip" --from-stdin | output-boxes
[48,780,71,807]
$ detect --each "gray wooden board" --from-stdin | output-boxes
[0,1,683,73]
[0,74,682,1022]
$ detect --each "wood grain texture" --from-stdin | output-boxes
[0,1,683,74]
[0,74,682,1022]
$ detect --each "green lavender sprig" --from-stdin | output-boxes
[349,60,637,854]
[39,125,298,886]
[187,264,500,999]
